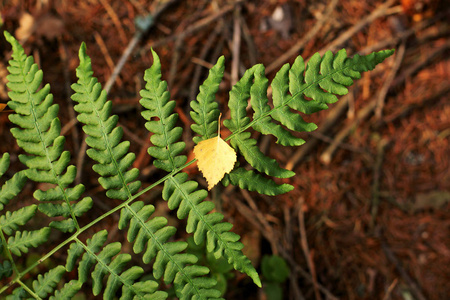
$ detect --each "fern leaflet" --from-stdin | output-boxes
[4,32,92,233]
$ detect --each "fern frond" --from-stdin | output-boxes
[71,43,141,200]
[119,201,222,299]
[0,153,9,177]
[32,265,66,298]
[7,228,50,256]
[140,49,187,172]
[50,280,83,300]
[66,230,168,299]
[222,49,394,194]
[7,286,27,299]
[223,67,295,181]
[0,205,37,235]
[190,56,224,144]
[225,168,293,196]
[0,260,13,279]
[4,32,92,232]
[0,154,27,211]
[163,173,261,287]
[251,64,313,146]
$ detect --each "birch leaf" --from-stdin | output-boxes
[194,115,237,190]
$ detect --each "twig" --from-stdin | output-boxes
[382,278,398,300]
[231,4,242,86]
[239,14,257,67]
[168,37,183,89]
[75,136,88,185]
[375,42,406,119]
[147,2,241,50]
[190,57,231,81]
[308,130,366,154]
[319,43,403,165]
[298,197,321,300]
[391,39,450,87]
[233,196,339,300]
[381,241,427,300]
[318,0,399,54]
[319,97,377,165]
[104,0,180,93]
[378,84,450,128]
[117,122,146,147]
[360,9,449,55]
[98,0,127,44]
[285,94,349,170]
[283,205,306,300]
[319,38,450,164]
[370,138,390,229]
[265,0,338,74]
[94,31,123,87]
[189,23,223,101]
[238,190,278,253]
[58,37,80,154]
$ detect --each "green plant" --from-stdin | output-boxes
[0,30,393,299]
[261,255,290,300]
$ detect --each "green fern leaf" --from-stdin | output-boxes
[0,171,27,212]
[0,205,37,235]
[6,286,27,299]
[119,202,222,299]
[223,67,253,132]
[120,282,168,300]
[140,49,187,172]
[66,241,85,272]
[77,230,109,282]
[122,280,167,300]
[0,153,10,177]
[71,43,141,200]
[50,280,82,300]
[4,32,92,232]
[0,260,13,279]
[225,167,293,196]
[190,56,224,143]
[223,68,294,180]
[0,153,27,211]
[163,173,261,287]
[7,227,50,256]
[50,219,77,233]
[174,265,222,300]
[32,265,65,298]
[221,49,394,194]
[91,243,123,295]
[250,65,309,146]
[73,229,167,299]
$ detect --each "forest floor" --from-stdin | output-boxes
[1,0,449,299]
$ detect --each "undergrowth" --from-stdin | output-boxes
[0,30,393,299]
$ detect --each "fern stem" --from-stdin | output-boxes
[17,278,42,299]
[0,229,20,279]
[5,160,198,290]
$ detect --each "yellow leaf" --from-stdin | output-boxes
[193,115,237,190]
[0,104,7,112]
